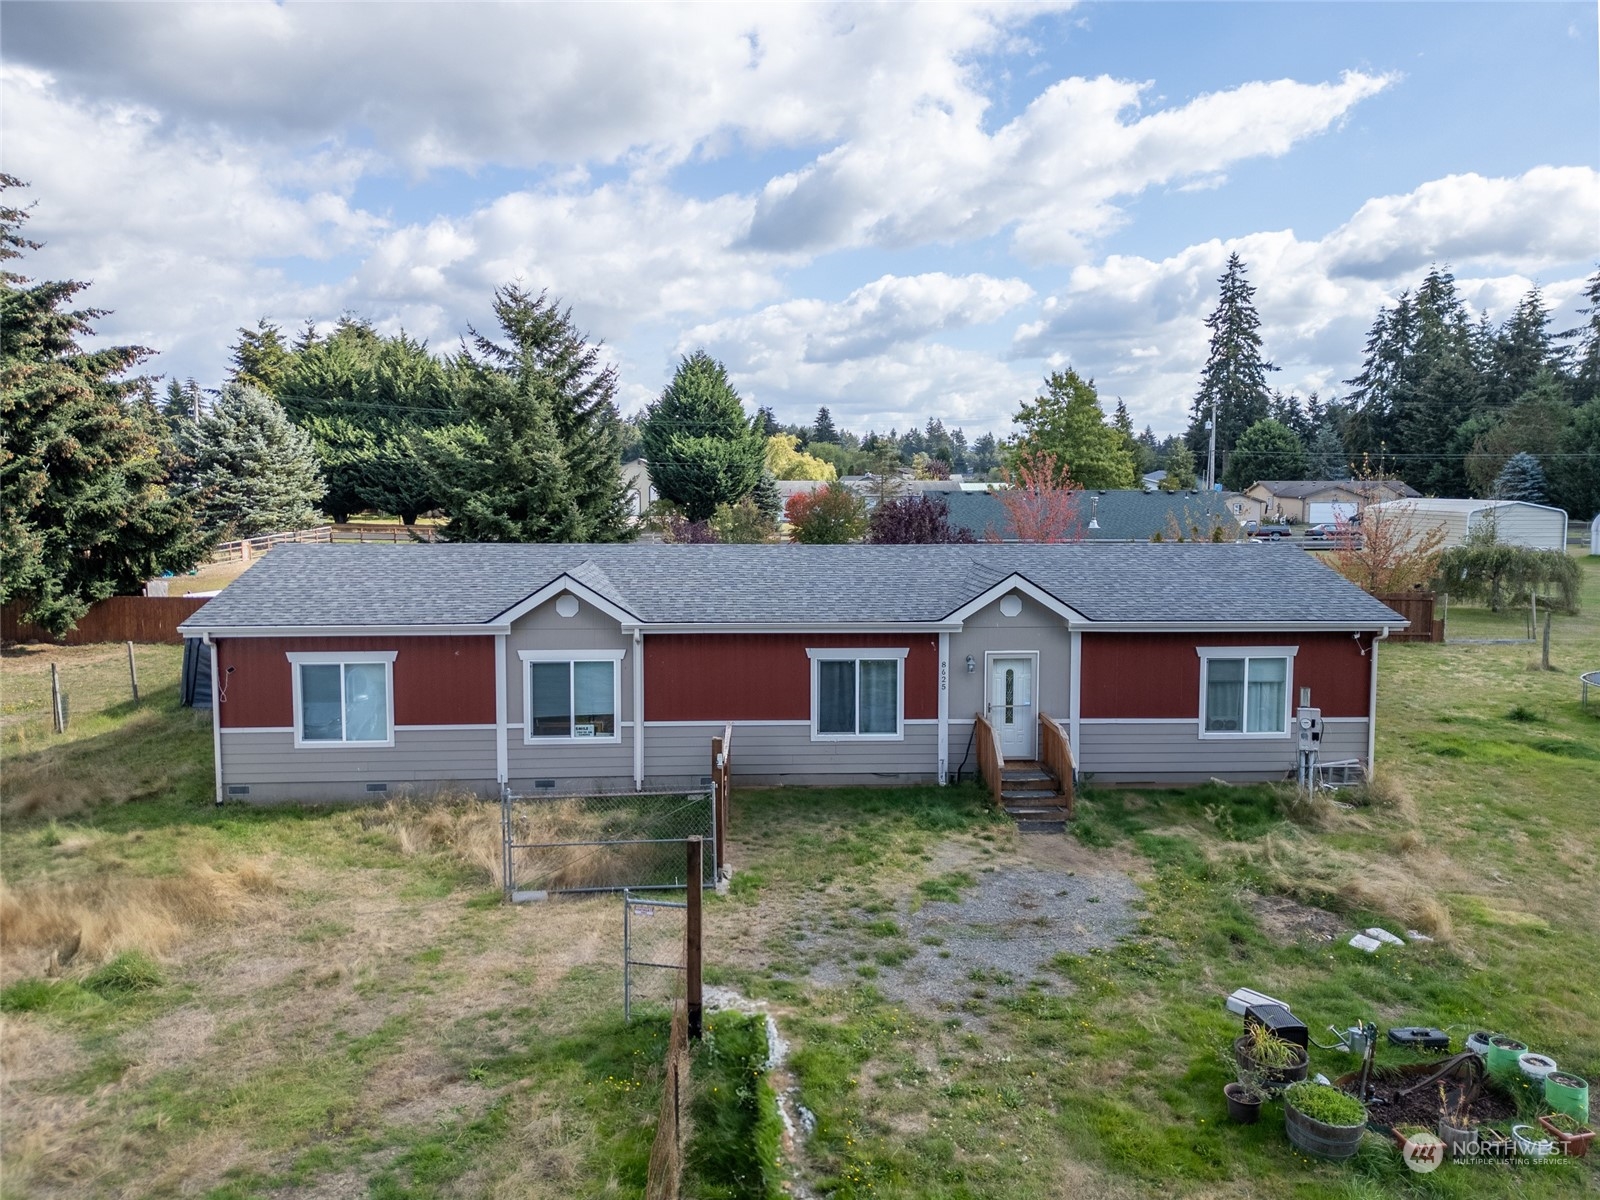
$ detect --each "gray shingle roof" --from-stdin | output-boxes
[942,490,1240,543]
[1252,479,1420,500]
[181,542,1406,631]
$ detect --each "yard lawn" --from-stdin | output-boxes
[2,559,1597,1198]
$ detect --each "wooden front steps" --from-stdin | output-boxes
[999,759,1070,833]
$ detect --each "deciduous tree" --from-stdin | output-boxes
[865,494,975,544]
[784,482,866,543]
[992,450,1084,543]
[1011,368,1136,490]
[1222,418,1309,491]
[765,433,837,481]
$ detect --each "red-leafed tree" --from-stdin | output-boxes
[784,482,867,543]
[990,450,1084,543]
[865,494,975,544]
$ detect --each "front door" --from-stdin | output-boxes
[989,656,1035,758]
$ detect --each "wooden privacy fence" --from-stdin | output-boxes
[1373,591,1444,643]
[1038,714,1077,818]
[210,523,442,562]
[2,597,207,645]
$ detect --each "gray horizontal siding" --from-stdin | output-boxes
[220,727,496,798]
[508,726,635,782]
[1077,720,1367,784]
[644,722,939,784]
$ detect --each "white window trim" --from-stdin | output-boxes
[518,649,626,745]
[1195,646,1297,739]
[286,650,397,749]
[806,647,908,742]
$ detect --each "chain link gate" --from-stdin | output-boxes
[501,789,717,902]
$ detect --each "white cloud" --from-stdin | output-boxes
[680,273,1038,429]
[1013,166,1600,433]
[745,70,1393,262]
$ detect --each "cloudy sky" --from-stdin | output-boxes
[3,2,1596,439]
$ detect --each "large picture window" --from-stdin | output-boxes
[808,648,908,740]
[287,652,396,747]
[519,651,625,742]
[1199,649,1293,736]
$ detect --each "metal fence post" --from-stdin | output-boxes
[500,783,514,904]
[623,888,632,1023]
[126,641,140,704]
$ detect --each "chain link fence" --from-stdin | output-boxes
[501,790,717,901]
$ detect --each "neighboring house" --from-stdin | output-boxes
[1366,498,1569,552]
[943,490,1241,543]
[1141,470,1167,491]
[1240,480,1419,525]
[179,543,1405,800]
[621,460,657,517]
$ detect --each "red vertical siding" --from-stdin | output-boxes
[217,636,496,728]
[1080,632,1370,719]
[644,633,939,721]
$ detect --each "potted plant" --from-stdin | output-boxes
[1233,1024,1309,1092]
[1537,1112,1595,1158]
[1511,1123,1555,1158]
[1438,1085,1475,1159]
[1477,1125,1513,1158]
[1283,1081,1369,1160]
[1224,1080,1264,1124]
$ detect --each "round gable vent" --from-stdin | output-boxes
[999,594,1023,618]
[555,594,580,618]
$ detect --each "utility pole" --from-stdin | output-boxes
[1205,403,1218,492]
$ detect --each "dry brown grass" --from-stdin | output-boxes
[1243,830,1455,940]
[0,859,277,967]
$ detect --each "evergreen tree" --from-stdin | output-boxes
[1011,368,1137,490]
[969,432,1000,475]
[1,177,205,635]
[1185,253,1275,486]
[1557,269,1600,405]
[1305,424,1349,480]
[161,377,205,426]
[1490,288,1555,408]
[1465,371,1572,496]
[1222,418,1309,492]
[1111,399,1151,473]
[1492,451,1547,503]
[641,351,766,522]
[1159,441,1198,491]
[460,285,632,540]
[174,385,326,539]
[1548,398,1600,520]
[419,367,580,543]
[811,405,839,444]
[229,319,295,395]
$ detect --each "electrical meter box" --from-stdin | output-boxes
[1296,706,1323,751]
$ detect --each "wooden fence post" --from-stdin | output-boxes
[686,836,703,1042]
[1542,610,1552,671]
[126,641,140,704]
[50,663,64,733]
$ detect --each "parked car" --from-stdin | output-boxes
[1243,520,1292,540]
[1304,523,1364,548]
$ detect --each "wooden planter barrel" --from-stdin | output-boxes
[1285,1100,1368,1160]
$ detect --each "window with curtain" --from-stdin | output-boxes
[1203,655,1288,734]
[816,657,900,736]
[527,659,617,738]
[296,660,391,744]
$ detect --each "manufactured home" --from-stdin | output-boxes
[179,543,1407,802]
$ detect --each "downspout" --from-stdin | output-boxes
[632,629,645,791]
[1366,626,1390,778]
[1068,629,1083,784]
[205,634,223,806]
[494,633,508,795]
[937,633,950,784]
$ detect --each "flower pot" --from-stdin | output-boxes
[1477,1128,1512,1159]
[1512,1124,1555,1158]
[1485,1035,1527,1075]
[1537,1114,1594,1158]
[1544,1071,1591,1124]
[1285,1096,1368,1160]
[1518,1052,1558,1084]
[1439,1119,1476,1159]
[1464,1031,1494,1058]
[1234,1035,1309,1092]
[1224,1082,1262,1124]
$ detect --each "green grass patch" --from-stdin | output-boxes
[686,1011,784,1200]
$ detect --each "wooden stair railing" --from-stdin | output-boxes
[974,712,1005,809]
[1038,713,1076,819]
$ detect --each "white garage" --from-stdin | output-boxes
[1366,498,1569,552]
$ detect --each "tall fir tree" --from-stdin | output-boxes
[811,406,838,444]
[229,318,295,395]
[1185,253,1275,487]
[1548,398,1600,520]
[1489,288,1556,408]
[1222,418,1309,492]
[174,384,326,539]
[1305,424,1349,480]
[641,351,766,522]
[1158,441,1198,491]
[0,176,204,634]
[1011,368,1137,490]
[1557,269,1600,406]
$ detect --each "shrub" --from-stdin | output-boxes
[784,483,867,544]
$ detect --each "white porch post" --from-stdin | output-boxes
[937,633,949,784]
[1068,629,1082,775]
[494,633,508,793]
[632,629,645,790]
